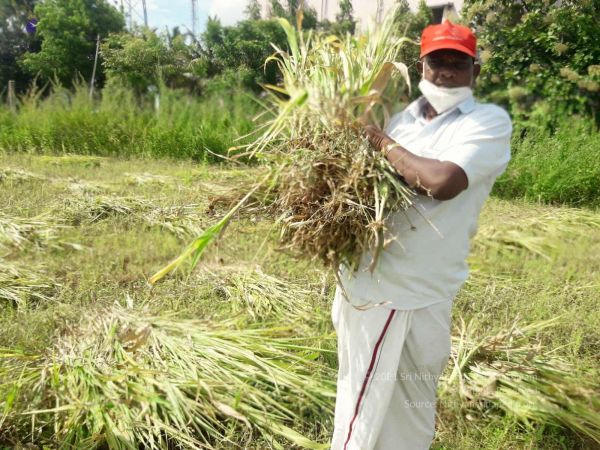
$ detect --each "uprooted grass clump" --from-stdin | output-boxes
[0,304,335,449]
[150,9,416,283]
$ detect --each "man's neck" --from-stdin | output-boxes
[423,101,438,121]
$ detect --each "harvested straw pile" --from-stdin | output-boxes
[150,10,415,283]
[0,260,56,307]
[57,194,204,239]
[0,213,63,250]
[475,204,600,259]
[0,167,45,183]
[441,317,600,444]
[0,304,335,449]
[206,265,320,320]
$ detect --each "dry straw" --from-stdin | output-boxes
[0,304,335,449]
[150,7,415,284]
[441,317,600,444]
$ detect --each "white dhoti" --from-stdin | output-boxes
[330,286,452,450]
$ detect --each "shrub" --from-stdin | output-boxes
[493,118,600,207]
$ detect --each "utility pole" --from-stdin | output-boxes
[191,0,198,37]
[7,80,16,112]
[128,0,133,29]
[320,0,328,20]
[141,0,148,27]
[376,0,384,23]
[89,35,101,100]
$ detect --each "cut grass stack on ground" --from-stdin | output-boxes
[206,265,318,320]
[0,213,64,250]
[0,261,56,308]
[441,317,600,445]
[0,167,46,183]
[0,304,335,449]
[474,206,600,259]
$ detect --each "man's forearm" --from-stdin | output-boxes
[367,132,468,200]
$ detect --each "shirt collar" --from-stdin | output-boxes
[407,95,476,119]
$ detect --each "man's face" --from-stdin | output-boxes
[416,49,480,89]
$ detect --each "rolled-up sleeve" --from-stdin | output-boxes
[437,105,512,187]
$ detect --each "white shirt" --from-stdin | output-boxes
[339,95,512,310]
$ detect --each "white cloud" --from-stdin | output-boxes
[207,0,248,26]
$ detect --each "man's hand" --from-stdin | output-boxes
[363,125,394,153]
[362,125,468,200]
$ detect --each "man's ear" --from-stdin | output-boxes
[416,60,423,75]
[473,63,481,80]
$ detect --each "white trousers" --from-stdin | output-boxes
[330,286,452,450]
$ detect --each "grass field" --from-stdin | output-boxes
[1,152,599,449]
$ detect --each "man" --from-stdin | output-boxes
[330,20,512,450]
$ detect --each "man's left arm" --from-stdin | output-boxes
[365,125,468,200]
[365,108,512,201]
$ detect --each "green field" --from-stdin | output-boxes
[1,152,599,449]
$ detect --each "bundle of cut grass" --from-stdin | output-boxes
[0,260,56,307]
[441,317,600,444]
[57,194,204,239]
[143,204,206,239]
[0,304,335,449]
[207,265,321,320]
[150,9,415,283]
[124,172,175,186]
[474,204,600,259]
[38,154,103,167]
[0,213,63,250]
[0,167,45,183]
[58,194,152,225]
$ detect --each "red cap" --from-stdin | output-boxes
[420,20,477,58]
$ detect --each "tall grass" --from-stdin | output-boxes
[493,119,600,208]
[0,84,258,161]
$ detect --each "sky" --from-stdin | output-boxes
[127,0,462,34]
[126,0,384,34]
[126,0,249,34]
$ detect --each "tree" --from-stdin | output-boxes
[268,0,287,19]
[462,0,600,125]
[21,0,124,86]
[333,0,356,35]
[200,18,288,90]
[101,28,194,94]
[393,0,432,97]
[0,0,39,92]
[245,0,262,20]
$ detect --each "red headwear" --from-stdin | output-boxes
[420,20,477,58]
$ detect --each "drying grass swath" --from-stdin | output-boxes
[207,265,318,320]
[0,260,56,308]
[474,205,600,259]
[0,213,63,250]
[0,304,335,449]
[440,317,600,444]
[149,7,416,284]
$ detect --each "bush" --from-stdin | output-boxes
[463,0,600,126]
[0,84,258,161]
[493,118,600,207]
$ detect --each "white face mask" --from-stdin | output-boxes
[418,78,473,115]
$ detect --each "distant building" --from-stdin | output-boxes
[258,1,463,28]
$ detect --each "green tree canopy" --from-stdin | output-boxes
[393,0,433,97]
[463,0,600,125]
[21,0,124,86]
[101,28,194,95]
[0,0,39,92]
[200,17,288,90]
[245,0,262,20]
